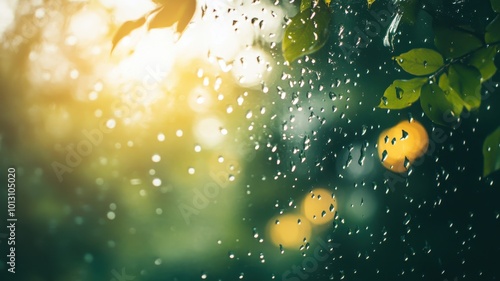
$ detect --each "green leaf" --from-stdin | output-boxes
[438,73,466,114]
[393,48,444,76]
[367,0,375,9]
[433,24,483,59]
[148,5,177,30]
[400,0,421,25]
[486,15,500,44]
[282,1,331,63]
[148,0,196,33]
[448,64,482,111]
[176,0,196,34]
[491,0,500,13]
[483,127,500,177]
[300,0,312,11]
[378,77,428,109]
[496,51,500,70]
[467,46,498,82]
[420,82,462,126]
[111,17,146,53]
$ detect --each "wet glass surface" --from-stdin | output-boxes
[0,0,499,280]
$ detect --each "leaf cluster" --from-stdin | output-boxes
[282,0,332,63]
[379,0,500,176]
[111,0,196,53]
[380,20,500,125]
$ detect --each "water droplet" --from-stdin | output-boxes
[395,87,404,99]
[130,178,141,185]
[361,125,368,136]
[401,130,409,140]
[404,214,411,225]
[345,152,353,168]
[152,178,162,187]
[381,150,388,162]
[107,211,115,220]
[106,119,116,129]
[403,157,410,169]
[381,96,388,106]
[152,154,161,162]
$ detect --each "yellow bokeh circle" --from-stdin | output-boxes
[377,120,429,173]
[267,214,312,249]
[301,188,337,225]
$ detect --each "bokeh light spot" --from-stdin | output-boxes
[377,120,429,173]
[267,214,311,249]
[302,188,337,225]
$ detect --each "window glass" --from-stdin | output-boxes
[0,0,499,280]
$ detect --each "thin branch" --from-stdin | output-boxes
[428,40,500,80]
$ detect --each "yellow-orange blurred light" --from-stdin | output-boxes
[193,116,225,148]
[0,1,15,38]
[68,9,108,45]
[231,47,273,88]
[267,214,311,249]
[111,29,176,82]
[39,106,72,140]
[188,86,213,112]
[99,0,155,22]
[301,188,337,225]
[377,120,429,173]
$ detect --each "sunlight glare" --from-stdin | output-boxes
[189,86,213,113]
[68,9,108,45]
[0,0,16,39]
[99,0,155,22]
[231,47,273,88]
[194,117,225,148]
